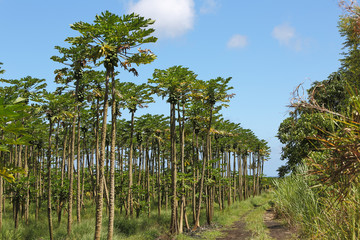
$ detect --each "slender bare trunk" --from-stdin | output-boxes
[145,144,151,217]
[0,133,3,229]
[227,151,231,207]
[217,148,223,210]
[233,151,236,203]
[77,112,81,223]
[243,154,248,200]
[14,145,19,229]
[24,145,30,225]
[194,106,213,229]
[58,125,68,224]
[95,97,100,188]
[81,152,85,206]
[0,178,2,229]
[252,153,256,197]
[84,134,95,200]
[238,152,243,201]
[165,152,170,212]
[67,112,76,236]
[35,148,40,222]
[169,102,178,234]
[191,128,197,223]
[47,117,54,240]
[157,137,161,216]
[94,71,110,240]
[207,135,213,224]
[256,154,261,195]
[127,111,135,217]
[178,103,184,233]
[107,75,117,240]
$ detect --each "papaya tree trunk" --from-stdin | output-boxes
[95,97,100,188]
[252,153,256,197]
[24,145,30,225]
[47,117,54,240]
[243,154,247,200]
[127,110,135,217]
[107,75,117,240]
[227,151,231,207]
[77,112,81,223]
[94,70,110,240]
[0,178,2,230]
[157,137,161,216]
[58,125,68,224]
[194,105,213,229]
[145,143,150,217]
[169,101,178,234]
[0,134,3,229]
[67,111,76,236]
[238,152,243,201]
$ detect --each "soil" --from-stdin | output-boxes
[157,207,297,240]
[215,218,252,240]
[215,208,297,240]
[263,208,296,240]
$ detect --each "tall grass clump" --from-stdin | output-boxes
[273,165,321,236]
[274,162,360,239]
[277,79,360,238]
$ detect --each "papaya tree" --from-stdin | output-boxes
[149,66,197,234]
[0,76,48,230]
[52,43,89,235]
[41,91,74,240]
[67,11,157,240]
[194,77,234,228]
[117,82,153,216]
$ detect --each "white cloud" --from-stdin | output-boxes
[227,34,248,49]
[272,23,306,52]
[272,23,295,45]
[200,0,218,14]
[128,0,195,38]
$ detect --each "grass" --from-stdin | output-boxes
[273,165,320,234]
[177,192,274,240]
[0,199,171,240]
[273,164,360,239]
[244,195,273,240]
[0,192,276,240]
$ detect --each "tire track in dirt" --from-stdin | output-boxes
[215,215,252,240]
[215,204,296,240]
[215,205,259,240]
[263,208,295,240]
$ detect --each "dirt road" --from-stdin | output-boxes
[216,208,296,240]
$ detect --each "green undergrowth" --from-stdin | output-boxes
[0,199,171,240]
[273,165,320,237]
[273,165,360,239]
[243,196,272,240]
[1,193,275,240]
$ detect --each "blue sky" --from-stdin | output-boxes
[0,0,345,176]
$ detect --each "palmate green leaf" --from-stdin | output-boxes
[2,122,27,134]
[0,168,15,183]
[50,55,67,63]
[13,97,27,104]
[126,52,157,66]
[0,62,4,74]
[0,165,26,183]
[66,11,157,73]
[0,78,12,84]
[0,145,9,152]
[5,103,28,113]
[0,109,19,119]
[4,137,29,146]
